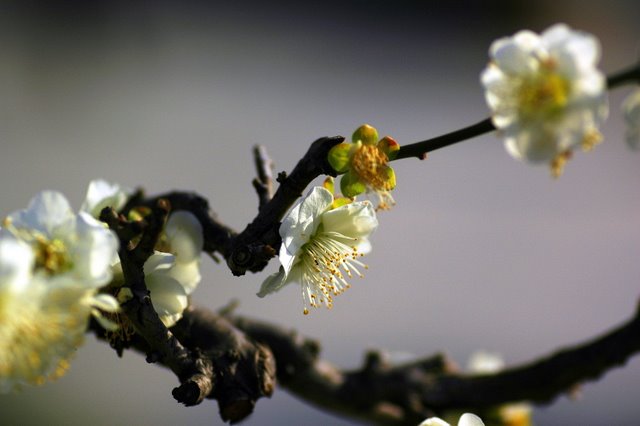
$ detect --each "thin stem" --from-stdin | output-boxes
[607,62,640,88]
[395,118,495,160]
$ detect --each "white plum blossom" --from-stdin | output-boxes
[4,190,118,294]
[0,191,120,392]
[419,413,485,426]
[258,186,378,315]
[81,180,203,327]
[481,24,608,176]
[81,178,132,218]
[622,88,640,150]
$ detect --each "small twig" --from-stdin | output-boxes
[607,62,640,88]
[252,145,275,209]
[226,136,344,276]
[395,118,495,161]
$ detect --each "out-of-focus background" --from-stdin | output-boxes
[1,1,639,425]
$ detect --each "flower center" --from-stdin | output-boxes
[518,63,570,121]
[351,144,392,191]
[33,235,72,276]
[299,230,367,315]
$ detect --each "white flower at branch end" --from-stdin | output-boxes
[81,178,132,218]
[81,179,204,327]
[258,186,378,315]
[0,192,120,392]
[481,23,608,176]
[622,88,640,150]
[419,413,485,426]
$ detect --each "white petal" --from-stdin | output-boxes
[418,418,450,426]
[458,413,485,426]
[0,232,35,292]
[321,200,378,238]
[490,31,541,75]
[90,293,120,313]
[278,242,297,276]
[540,23,571,48]
[257,267,288,297]
[508,126,558,163]
[8,191,74,236]
[165,211,203,264]
[166,261,201,295]
[80,179,131,218]
[280,186,333,257]
[91,309,120,331]
[72,212,119,287]
[146,272,188,328]
[144,252,175,273]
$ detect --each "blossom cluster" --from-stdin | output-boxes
[0,190,120,392]
[0,179,204,392]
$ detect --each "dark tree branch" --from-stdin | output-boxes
[171,306,276,423]
[226,305,640,425]
[427,304,640,408]
[99,203,213,406]
[252,145,275,209]
[90,305,276,423]
[97,204,276,422]
[124,190,237,258]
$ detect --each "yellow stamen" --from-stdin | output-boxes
[581,128,603,152]
[550,150,572,178]
[299,231,368,314]
[33,235,72,275]
[351,144,392,191]
[518,63,571,120]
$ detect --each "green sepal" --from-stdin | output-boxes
[340,170,366,198]
[378,136,400,160]
[352,124,379,145]
[331,197,353,210]
[328,143,352,173]
[384,166,397,190]
[322,176,335,194]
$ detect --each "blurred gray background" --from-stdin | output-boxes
[0,1,639,425]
